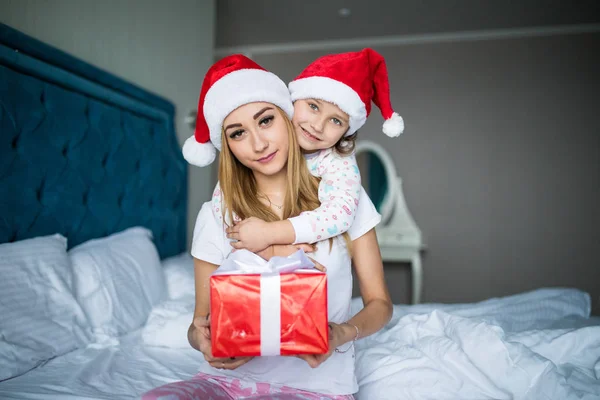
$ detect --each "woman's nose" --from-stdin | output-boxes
[252,132,269,152]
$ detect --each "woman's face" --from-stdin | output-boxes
[223,102,289,176]
[292,99,349,153]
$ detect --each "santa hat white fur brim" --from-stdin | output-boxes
[204,69,294,151]
[289,76,367,136]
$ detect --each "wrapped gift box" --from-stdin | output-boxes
[210,250,328,357]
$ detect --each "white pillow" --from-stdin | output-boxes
[142,296,195,348]
[69,227,166,337]
[162,252,195,299]
[0,234,91,381]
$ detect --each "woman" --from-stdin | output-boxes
[143,55,392,399]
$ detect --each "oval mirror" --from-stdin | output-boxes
[355,141,397,226]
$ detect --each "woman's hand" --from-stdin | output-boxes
[226,217,272,252]
[189,316,253,370]
[295,322,352,368]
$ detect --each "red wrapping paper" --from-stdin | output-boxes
[210,272,328,358]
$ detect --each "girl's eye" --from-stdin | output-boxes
[229,129,244,139]
[332,118,342,126]
[259,115,274,126]
[308,103,318,111]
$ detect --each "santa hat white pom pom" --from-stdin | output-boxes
[382,112,404,138]
[182,135,216,167]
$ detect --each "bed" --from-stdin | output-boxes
[1,24,599,400]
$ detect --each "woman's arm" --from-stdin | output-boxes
[343,228,392,339]
[187,256,253,370]
[296,228,392,368]
[187,257,217,352]
[193,257,218,320]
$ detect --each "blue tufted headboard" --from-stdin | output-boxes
[0,24,187,259]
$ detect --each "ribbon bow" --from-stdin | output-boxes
[213,249,316,276]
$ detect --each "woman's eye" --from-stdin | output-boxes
[308,103,318,111]
[229,129,244,139]
[259,115,274,126]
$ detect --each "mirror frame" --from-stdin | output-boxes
[355,140,398,226]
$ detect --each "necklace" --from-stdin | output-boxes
[259,193,283,210]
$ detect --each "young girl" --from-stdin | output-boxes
[145,55,392,399]
[184,48,404,252]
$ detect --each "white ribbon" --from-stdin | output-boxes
[213,249,318,356]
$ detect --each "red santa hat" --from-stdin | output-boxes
[183,54,294,167]
[288,48,404,137]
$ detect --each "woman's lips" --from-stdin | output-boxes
[257,151,277,163]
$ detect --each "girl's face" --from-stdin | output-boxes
[292,99,350,153]
[223,102,289,177]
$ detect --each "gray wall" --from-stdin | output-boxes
[253,32,600,313]
[1,0,217,246]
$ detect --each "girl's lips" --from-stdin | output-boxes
[301,127,320,142]
[257,151,277,163]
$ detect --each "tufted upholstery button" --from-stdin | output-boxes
[0,61,187,259]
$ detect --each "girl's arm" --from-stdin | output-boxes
[210,181,226,223]
[228,153,361,251]
[288,152,361,243]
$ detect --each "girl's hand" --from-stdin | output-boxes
[189,316,253,370]
[295,322,350,368]
[226,217,272,252]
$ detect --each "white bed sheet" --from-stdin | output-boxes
[1,250,599,400]
[0,330,205,400]
[351,288,600,400]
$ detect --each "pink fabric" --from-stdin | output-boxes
[142,372,355,400]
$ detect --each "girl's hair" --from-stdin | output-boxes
[218,106,351,254]
[334,130,358,156]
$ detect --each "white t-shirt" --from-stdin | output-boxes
[190,187,381,395]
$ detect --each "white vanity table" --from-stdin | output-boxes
[356,141,425,304]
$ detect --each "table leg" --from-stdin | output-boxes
[411,254,422,304]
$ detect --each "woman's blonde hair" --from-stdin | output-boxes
[218,106,351,254]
